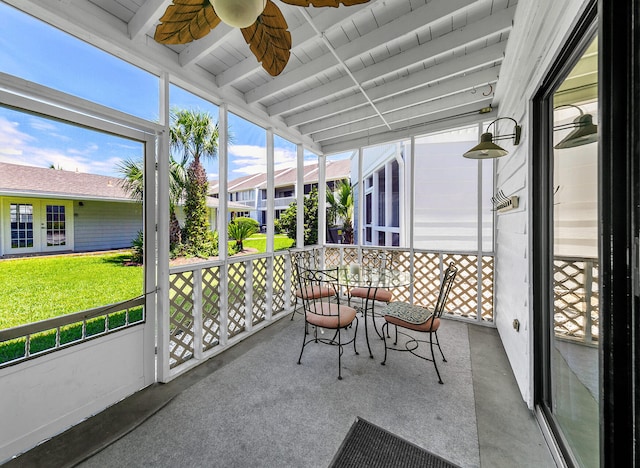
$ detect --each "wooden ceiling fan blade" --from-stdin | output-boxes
[154,0,221,44]
[241,1,292,76]
[280,0,371,6]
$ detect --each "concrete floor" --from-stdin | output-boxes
[5,315,555,468]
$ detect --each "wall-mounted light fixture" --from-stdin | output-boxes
[463,117,522,159]
[553,104,598,149]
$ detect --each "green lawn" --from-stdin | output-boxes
[0,234,295,331]
[0,252,143,330]
[230,233,295,252]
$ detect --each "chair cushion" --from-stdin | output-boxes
[350,287,393,302]
[295,285,335,299]
[306,302,357,329]
[383,301,440,331]
[384,314,440,332]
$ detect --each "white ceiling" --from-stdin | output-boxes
[5,0,518,154]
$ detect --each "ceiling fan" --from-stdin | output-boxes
[154,0,371,77]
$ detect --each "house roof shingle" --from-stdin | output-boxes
[210,158,351,195]
[0,162,248,210]
[0,162,131,201]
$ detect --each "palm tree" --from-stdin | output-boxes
[118,156,187,247]
[170,108,219,255]
[228,220,258,252]
[326,179,354,244]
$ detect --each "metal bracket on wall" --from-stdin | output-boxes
[491,190,519,213]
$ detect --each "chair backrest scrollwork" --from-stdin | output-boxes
[434,262,457,319]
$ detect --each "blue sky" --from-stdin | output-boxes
[0,2,342,180]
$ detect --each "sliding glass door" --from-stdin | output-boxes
[533,5,599,467]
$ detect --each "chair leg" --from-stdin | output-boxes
[381,322,389,365]
[290,295,298,320]
[337,326,342,380]
[369,298,384,339]
[297,320,307,365]
[361,297,374,359]
[429,331,444,384]
[352,319,359,356]
[434,330,446,362]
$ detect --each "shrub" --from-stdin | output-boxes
[233,217,259,231]
[131,230,144,264]
[228,220,258,252]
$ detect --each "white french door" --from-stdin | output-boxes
[3,198,74,255]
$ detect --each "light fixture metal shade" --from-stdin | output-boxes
[554,113,598,149]
[463,132,509,159]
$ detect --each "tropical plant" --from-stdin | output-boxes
[228,219,259,253]
[233,216,260,232]
[170,108,219,257]
[130,230,144,264]
[326,179,354,244]
[118,156,187,248]
[277,188,319,246]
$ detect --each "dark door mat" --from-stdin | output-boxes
[329,417,461,468]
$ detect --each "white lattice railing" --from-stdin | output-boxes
[553,256,599,346]
[166,245,496,375]
[167,250,293,371]
[323,246,494,323]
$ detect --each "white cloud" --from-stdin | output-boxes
[228,144,298,176]
[0,115,129,176]
[0,116,31,158]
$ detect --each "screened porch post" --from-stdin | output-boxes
[408,137,415,302]
[357,147,363,247]
[218,104,229,347]
[217,104,229,261]
[156,72,171,383]
[476,122,484,324]
[396,145,406,248]
[266,128,274,253]
[296,144,304,247]
[318,154,326,246]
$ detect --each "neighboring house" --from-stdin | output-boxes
[0,162,245,258]
[210,159,351,227]
[0,162,141,258]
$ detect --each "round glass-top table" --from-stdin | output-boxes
[337,266,412,357]
[337,266,412,289]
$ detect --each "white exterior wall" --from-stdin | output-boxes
[0,327,151,463]
[492,0,592,406]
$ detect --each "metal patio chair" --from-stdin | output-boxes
[380,262,457,384]
[289,248,335,321]
[349,250,396,336]
[297,266,359,380]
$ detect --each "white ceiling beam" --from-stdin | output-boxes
[215,1,377,88]
[282,41,506,126]
[351,5,515,86]
[128,0,171,40]
[245,0,487,105]
[266,6,514,114]
[179,23,234,67]
[310,83,496,142]
[336,0,473,62]
[300,67,499,136]
[321,103,497,155]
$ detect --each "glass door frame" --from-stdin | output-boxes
[534,0,640,465]
[531,2,598,466]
